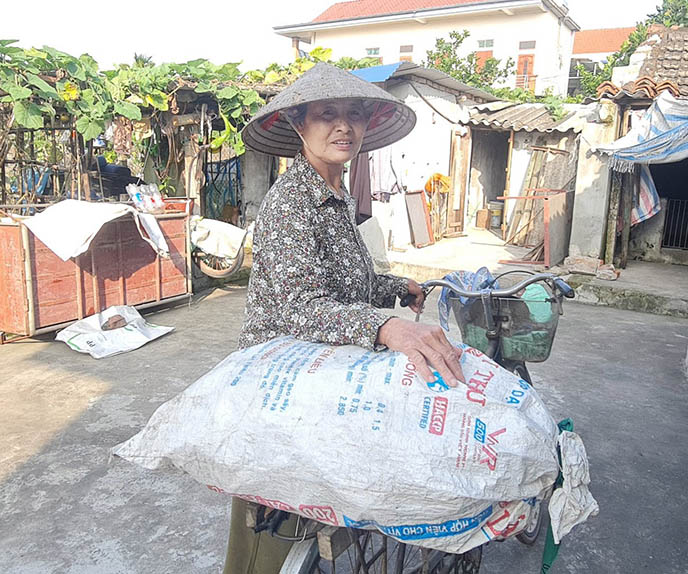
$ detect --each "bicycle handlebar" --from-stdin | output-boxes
[400,273,575,307]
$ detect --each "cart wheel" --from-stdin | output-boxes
[195,249,245,279]
[517,500,548,546]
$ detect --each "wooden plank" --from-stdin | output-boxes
[544,193,569,267]
[404,191,434,248]
[519,150,547,246]
[498,258,543,265]
[506,206,544,245]
[449,127,471,232]
[447,128,459,230]
[505,155,535,242]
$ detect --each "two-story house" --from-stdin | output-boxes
[274,0,580,96]
[568,27,636,95]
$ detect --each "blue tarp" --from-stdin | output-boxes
[599,91,688,172]
[351,62,403,83]
[596,91,688,223]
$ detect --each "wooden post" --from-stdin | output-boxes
[502,130,515,239]
[457,127,472,233]
[619,171,636,269]
[79,135,91,201]
[604,171,622,265]
[447,128,459,232]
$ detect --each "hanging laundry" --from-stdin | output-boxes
[369,146,402,201]
[349,152,372,225]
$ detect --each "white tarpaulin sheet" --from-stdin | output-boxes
[56,305,173,359]
[22,199,169,261]
[113,337,597,553]
[189,216,245,259]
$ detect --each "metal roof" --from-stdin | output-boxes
[352,61,498,103]
[467,101,584,133]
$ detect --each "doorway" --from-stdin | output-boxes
[465,129,510,230]
[650,159,688,250]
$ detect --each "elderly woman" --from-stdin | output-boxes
[224,63,464,573]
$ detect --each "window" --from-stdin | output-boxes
[366,47,380,56]
[478,39,494,49]
[516,54,536,90]
[476,50,493,70]
[519,40,536,50]
[399,45,413,53]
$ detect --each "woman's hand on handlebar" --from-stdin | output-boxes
[376,318,464,386]
[406,279,425,313]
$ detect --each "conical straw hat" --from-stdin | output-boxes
[242,63,416,157]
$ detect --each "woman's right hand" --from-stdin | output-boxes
[376,318,464,386]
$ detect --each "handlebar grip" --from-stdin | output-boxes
[400,293,416,308]
[553,277,575,299]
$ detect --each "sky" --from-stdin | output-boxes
[0,0,663,71]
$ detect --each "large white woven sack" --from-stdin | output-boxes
[113,336,596,553]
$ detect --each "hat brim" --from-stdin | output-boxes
[241,64,416,157]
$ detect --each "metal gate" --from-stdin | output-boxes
[662,198,688,249]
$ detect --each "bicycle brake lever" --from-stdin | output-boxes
[553,277,575,299]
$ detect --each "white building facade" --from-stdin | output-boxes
[275,0,579,96]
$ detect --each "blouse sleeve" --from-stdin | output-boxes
[258,197,393,351]
[371,273,409,309]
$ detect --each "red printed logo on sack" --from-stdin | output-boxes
[228,493,295,512]
[479,427,507,471]
[299,504,339,526]
[429,396,449,436]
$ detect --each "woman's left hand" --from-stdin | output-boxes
[406,279,425,314]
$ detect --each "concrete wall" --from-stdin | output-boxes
[369,80,471,248]
[568,101,620,259]
[386,80,468,192]
[307,9,574,95]
[630,198,667,261]
[240,149,274,225]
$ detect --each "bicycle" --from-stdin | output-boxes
[245,270,574,574]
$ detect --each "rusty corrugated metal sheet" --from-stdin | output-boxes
[467,102,582,133]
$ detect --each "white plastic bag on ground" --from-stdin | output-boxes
[113,337,597,553]
[56,305,173,359]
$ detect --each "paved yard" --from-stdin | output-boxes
[1,285,687,573]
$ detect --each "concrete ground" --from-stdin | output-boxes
[387,228,533,282]
[1,285,688,574]
[386,228,688,318]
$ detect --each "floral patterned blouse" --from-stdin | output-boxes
[238,152,409,350]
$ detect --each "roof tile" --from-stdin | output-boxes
[572,27,635,55]
[313,0,495,23]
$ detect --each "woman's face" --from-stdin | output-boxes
[296,99,368,167]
